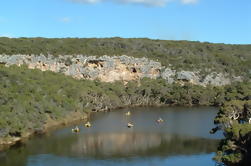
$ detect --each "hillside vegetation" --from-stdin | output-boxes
[0,37,250,78]
[0,38,251,165]
[0,65,250,146]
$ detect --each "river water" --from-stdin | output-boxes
[0,106,222,166]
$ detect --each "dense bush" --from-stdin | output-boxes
[0,37,250,78]
[0,38,251,166]
[213,100,251,166]
[0,65,250,143]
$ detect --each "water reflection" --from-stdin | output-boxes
[0,106,221,166]
[70,132,218,157]
[0,132,219,166]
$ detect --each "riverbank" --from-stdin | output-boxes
[0,106,221,166]
[0,102,181,151]
[0,65,250,153]
[0,104,168,151]
[0,111,89,151]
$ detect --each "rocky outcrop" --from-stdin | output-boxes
[0,54,242,86]
[202,73,231,86]
[161,68,175,84]
[176,71,200,84]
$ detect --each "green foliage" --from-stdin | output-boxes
[213,100,251,166]
[0,64,250,159]
[0,37,250,78]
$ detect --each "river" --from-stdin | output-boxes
[0,106,222,166]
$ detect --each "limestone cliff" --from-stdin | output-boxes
[0,54,242,86]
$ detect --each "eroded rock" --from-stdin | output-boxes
[0,54,242,86]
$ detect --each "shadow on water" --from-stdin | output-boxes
[0,106,221,166]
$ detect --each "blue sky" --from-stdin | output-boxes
[0,0,250,44]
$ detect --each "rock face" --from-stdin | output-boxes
[161,68,175,84]
[202,73,231,86]
[0,54,242,86]
[176,71,200,84]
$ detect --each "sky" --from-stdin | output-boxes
[0,0,250,44]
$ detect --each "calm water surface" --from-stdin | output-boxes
[0,106,222,166]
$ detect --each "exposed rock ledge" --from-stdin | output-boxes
[0,54,242,86]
